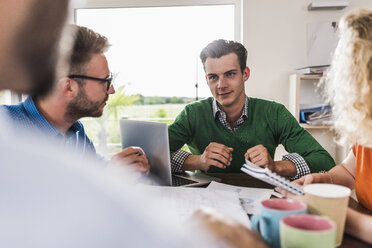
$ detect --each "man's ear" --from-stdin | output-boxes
[59,77,78,98]
[243,67,250,82]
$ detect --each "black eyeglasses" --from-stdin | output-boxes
[68,73,113,90]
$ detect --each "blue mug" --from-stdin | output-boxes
[251,198,306,248]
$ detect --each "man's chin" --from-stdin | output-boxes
[216,98,233,108]
[94,112,104,118]
[89,109,104,118]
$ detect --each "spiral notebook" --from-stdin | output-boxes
[241,161,305,195]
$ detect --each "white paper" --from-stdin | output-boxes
[207,181,273,214]
[141,186,250,227]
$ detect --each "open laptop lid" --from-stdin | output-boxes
[119,119,221,186]
[120,119,172,186]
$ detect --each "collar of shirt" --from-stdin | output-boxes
[212,96,249,132]
[24,96,83,139]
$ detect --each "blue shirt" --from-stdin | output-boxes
[1,96,97,156]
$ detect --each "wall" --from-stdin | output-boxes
[242,0,372,107]
[72,0,372,106]
[242,0,372,162]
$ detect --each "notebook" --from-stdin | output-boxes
[119,119,220,187]
[241,160,305,195]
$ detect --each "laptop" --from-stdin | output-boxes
[119,119,221,187]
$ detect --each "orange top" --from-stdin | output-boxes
[353,144,372,211]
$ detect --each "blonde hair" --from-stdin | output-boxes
[323,8,372,146]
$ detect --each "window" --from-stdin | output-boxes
[0,91,22,105]
[73,1,239,155]
[0,91,7,105]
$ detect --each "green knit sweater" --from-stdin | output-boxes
[168,97,335,173]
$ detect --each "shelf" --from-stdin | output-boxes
[300,123,332,129]
[289,73,347,164]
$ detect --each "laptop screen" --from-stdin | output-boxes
[119,119,172,186]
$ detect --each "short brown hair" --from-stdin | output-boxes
[200,39,248,72]
[69,25,110,74]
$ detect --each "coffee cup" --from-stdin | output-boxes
[251,198,306,248]
[303,183,350,246]
[280,214,336,248]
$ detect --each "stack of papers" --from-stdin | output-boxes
[207,181,275,214]
[296,65,329,75]
[141,186,251,227]
[299,104,333,125]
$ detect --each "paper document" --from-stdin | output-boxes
[207,181,273,214]
[141,186,250,227]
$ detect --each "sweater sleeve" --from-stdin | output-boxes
[168,106,193,157]
[276,104,336,173]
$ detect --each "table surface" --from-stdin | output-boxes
[205,173,372,248]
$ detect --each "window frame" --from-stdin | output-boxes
[71,0,242,42]
[70,0,242,155]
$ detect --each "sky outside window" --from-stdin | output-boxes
[76,5,234,99]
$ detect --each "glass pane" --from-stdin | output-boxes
[75,5,235,155]
[0,91,6,105]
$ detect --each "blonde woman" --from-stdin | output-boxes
[280,8,372,244]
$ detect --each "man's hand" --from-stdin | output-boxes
[245,145,297,177]
[111,146,150,176]
[197,142,233,171]
[245,145,275,171]
[190,207,268,248]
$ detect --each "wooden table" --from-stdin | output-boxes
[206,173,372,248]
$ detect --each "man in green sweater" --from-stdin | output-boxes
[168,39,335,179]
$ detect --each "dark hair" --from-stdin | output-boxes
[69,25,110,74]
[200,39,248,72]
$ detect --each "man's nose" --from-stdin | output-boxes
[108,84,115,94]
[217,77,227,88]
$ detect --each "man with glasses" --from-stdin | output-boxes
[1,25,150,176]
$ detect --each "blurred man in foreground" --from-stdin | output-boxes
[0,0,194,247]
